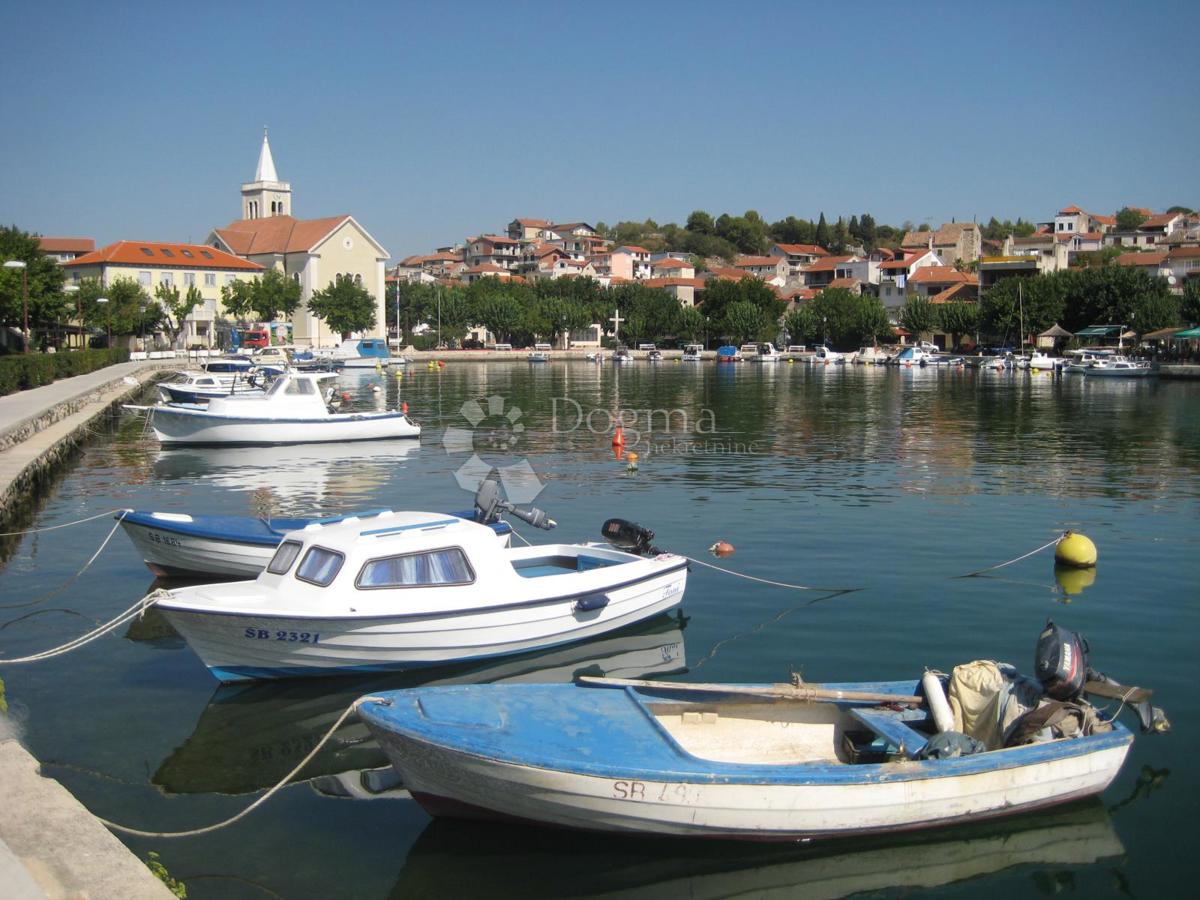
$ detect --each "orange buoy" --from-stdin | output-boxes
[709,540,735,557]
[401,401,409,414]
[626,451,639,471]
[438,360,445,368]
[612,425,625,447]
[341,391,351,402]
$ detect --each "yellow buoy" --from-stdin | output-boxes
[626,451,639,472]
[1055,531,1097,568]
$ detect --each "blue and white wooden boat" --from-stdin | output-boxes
[158,371,266,405]
[359,678,1133,840]
[119,508,513,579]
[332,338,394,368]
[128,372,420,445]
[153,491,687,681]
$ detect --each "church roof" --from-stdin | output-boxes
[213,215,352,255]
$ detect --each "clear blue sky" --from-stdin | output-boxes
[2,1,1196,259]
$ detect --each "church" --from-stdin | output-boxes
[207,131,390,346]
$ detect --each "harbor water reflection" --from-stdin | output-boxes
[0,361,1195,899]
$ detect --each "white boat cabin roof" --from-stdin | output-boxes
[205,372,335,415]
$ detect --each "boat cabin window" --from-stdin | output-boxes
[284,378,316,395]
[356,547,475,589]
[267,540,303,575]
[295,546,345,586]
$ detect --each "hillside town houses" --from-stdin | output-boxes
[33,161,1200,350]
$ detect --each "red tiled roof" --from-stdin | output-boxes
[465,263,510,274]
[65,240,263,271]
[802,255,853,273]
[1115,252,1167,267]
[1168,246,1200,260]
[929,283,977,304]
[1141,213,1180,228]
[616,245,650,254]
[705,267,752,281]
[514,218,550,227]
[825,277,860,290]
[641,277,706,289]
[774,243,827,257]
[1093,214,1117,226]
[473,234,519,246]
[39,237,94,254]
[1057,205,1084,215]
[653,258,691,270]
[908,266,976,285]
[214,215,351,256]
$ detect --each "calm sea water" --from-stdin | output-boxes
[1,361,1197,898]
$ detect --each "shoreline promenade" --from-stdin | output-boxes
[0,359,175,899]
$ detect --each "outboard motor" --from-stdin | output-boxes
[1035,619,1088,700]
[472,477,556,531]
[601,518,660,556]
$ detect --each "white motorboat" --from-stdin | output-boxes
[1083,356,1154,378]
[891,346,930,367]
[612,348,634,364]
[157,371,266,405]
[319,338,395,368]
[852,346,889,365]
[979,356,1009,371]
[681,344,703,362]
[527,351,550,363]
[584,351,605,363]
[1028,352,1063,371]
[741,342,781,362]
[154,483,688,681]
[1063,349,1115,373]
[128,372,420,446]
[811,345,844,364]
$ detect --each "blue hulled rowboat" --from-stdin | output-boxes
[358,679,1133,840]
[119,508,512,579]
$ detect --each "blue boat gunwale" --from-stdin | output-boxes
[156,559,689,622]
[358,682,1134,787]
[120,509,512,547]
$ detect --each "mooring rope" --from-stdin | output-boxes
[100,695,390,839]
[0,511,129,611]
[682,555,859,593]
[0,508,129,537]
[955,533,1065,578]
[0,589,165,664]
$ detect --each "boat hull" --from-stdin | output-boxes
[362,683,1132,841]
[147,407,420,445]
[158,565,687,681]
[121,519,276,578]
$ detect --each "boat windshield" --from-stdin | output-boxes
[267,540,303,575]
[295,546,344,586]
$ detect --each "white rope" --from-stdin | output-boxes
[0,508,130,537]
[956,534,1064,578]
[100,695,390,838]
[0,590,165,664]
[509,528,533,547]
[0,511,129,611]
[681,555,858,593]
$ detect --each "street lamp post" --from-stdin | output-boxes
[96,297,110,348]
[63,285,79,349]
[3,260,29,352]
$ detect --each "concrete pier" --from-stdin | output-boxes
[0,360,176,898]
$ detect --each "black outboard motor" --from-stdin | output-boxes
[472,477,556,530]
[1035,619,1088,700]
[601,518,660,556]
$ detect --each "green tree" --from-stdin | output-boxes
[808,288,891,349]
[220,278,256,323]
[389,281,436,343]
[431,286,471,345]
[251,268,301,322]
[154,282,204,347]
[814,212,830,248]
[308,277,377,338]
[769,216,815,245]
[1182,280,1200,326]
[675,305,707,342]
[783,306,820,346]
[686,210,715,235]
[832,217,849,253]
[859,213,878,249]
[0,225,68,342]
[721,300,770,345]
[899,295,936,338]
[1115,207,1147,232]
[466,279,524,343]
[77,277,153,342]
[935,301,979,349]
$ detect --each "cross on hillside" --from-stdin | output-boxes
[609,309,624,340]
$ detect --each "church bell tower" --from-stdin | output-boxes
[241,128,292,220]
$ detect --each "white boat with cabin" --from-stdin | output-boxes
[811,345,844,364]
[852,346,889,365]
[154,483,688,681]
[129,372,420,446]
[681,344,704,362]
[1083,355,1154,378]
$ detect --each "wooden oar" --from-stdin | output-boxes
[577,676,924,706]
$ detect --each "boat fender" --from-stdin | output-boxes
[1055,531,1097,568]
[402,402,409,414]
[573,593,609,613]
[708,540,735,558]
[612,425,625,447]
[626,451,638,472]
[922,671,955,733]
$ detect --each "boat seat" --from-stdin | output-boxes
[848,707,929,760]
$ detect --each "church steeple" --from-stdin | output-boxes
[241,127,291,220]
